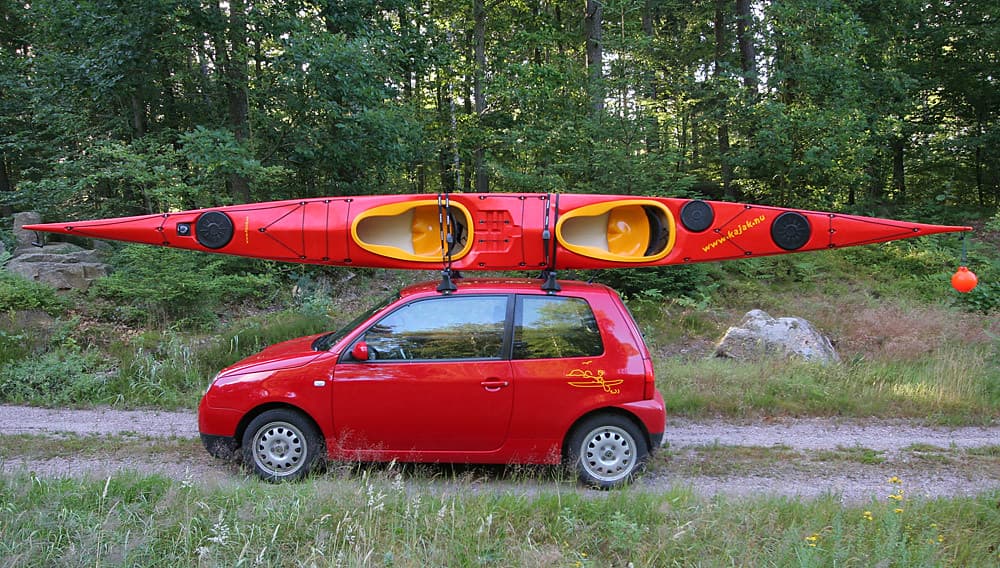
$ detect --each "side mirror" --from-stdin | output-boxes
[351,341,370,361]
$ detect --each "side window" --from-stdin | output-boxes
[513,296,603,359]
[361,296,508,360]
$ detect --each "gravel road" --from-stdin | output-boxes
[2,405,998,502]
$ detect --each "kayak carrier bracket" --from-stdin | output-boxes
[437,191,459,294]
[538,193,561,294]
[437,268,461,294]
[539,270,561,294]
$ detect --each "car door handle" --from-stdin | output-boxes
[480,380,509,392]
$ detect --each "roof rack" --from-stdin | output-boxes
[539,270,561,294]
[437,268,460,294]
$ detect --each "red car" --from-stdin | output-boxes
[199,278,666,488]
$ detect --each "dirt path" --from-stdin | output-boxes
[2,405,998,502]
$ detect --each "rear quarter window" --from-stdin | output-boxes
[513,295,603,359]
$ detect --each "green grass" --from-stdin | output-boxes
[655,348,999,424]
[0,471,997,566]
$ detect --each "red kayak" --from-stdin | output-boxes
[24,193,970,271]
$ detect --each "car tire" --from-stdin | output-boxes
[566,414,648,489]
[242,409,324,482]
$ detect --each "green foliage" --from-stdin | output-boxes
[89,245,279,327]
[590,263,718,304]
[0,272,69,316]
[0,329,28,366]
[0,348,109,406]
[192,310,335,377]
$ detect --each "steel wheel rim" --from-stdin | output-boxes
[580,425,635,483]
[252,421,307,478]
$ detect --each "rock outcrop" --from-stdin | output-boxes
[6,212,110,290]
[714,309,840,364]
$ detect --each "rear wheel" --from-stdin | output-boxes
[242,409,324,482]
[566,414,648,489]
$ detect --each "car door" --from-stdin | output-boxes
[507,293,637,443]
[332,294,514,455]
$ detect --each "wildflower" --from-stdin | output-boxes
[863,511,874,521]
[889,476,902,484]
[207,511,230,545]
[894,508,904,514]
[888,493,904,501]
[805,533,821,547]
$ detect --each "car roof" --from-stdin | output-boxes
[398,277,616,298]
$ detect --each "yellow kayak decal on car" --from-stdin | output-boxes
[566,367,622,395]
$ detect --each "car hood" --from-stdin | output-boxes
[218,334,329,377]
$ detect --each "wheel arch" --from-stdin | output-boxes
[234,402,325,451]
[561,407,651,460]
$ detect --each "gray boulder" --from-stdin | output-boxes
[7,212,109,290]
[6,248,109,290]
[715,309,840,364]
[12,211,42,251]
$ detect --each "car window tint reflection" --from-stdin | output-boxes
[363,296,508,360]
[513,296,603,359]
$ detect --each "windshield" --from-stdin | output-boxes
[311,294,398,351]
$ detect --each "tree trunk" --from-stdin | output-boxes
[584,0,604,115]
[532,0,543,65]
[227,0,251,203]
[891,137,906,203]
[435,82,456,193]
[130,92,147,139]
[211,0,251,203]
[975,118,985,206]
[714,1,735,200]
[473,0,489,193]
[864,147,884,205]
[0,153,12,217]
[691,113,700,167]
[735,0,757,94]
[642,0,659,154]
[678,111,688,172]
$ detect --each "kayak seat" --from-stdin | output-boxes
[606,205,651,258]
[411,205,443,257]
[351,200,474,262]
[411,205,467,257]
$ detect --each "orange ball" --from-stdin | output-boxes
[951,266,978,293]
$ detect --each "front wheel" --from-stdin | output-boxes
[566,414,648,489]
[242,409,324,482]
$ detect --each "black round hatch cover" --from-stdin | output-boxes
[770,211,811,250]
[679,199,714,233]
[195,211,235,249]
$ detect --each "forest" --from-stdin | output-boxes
[1,0,997,221]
